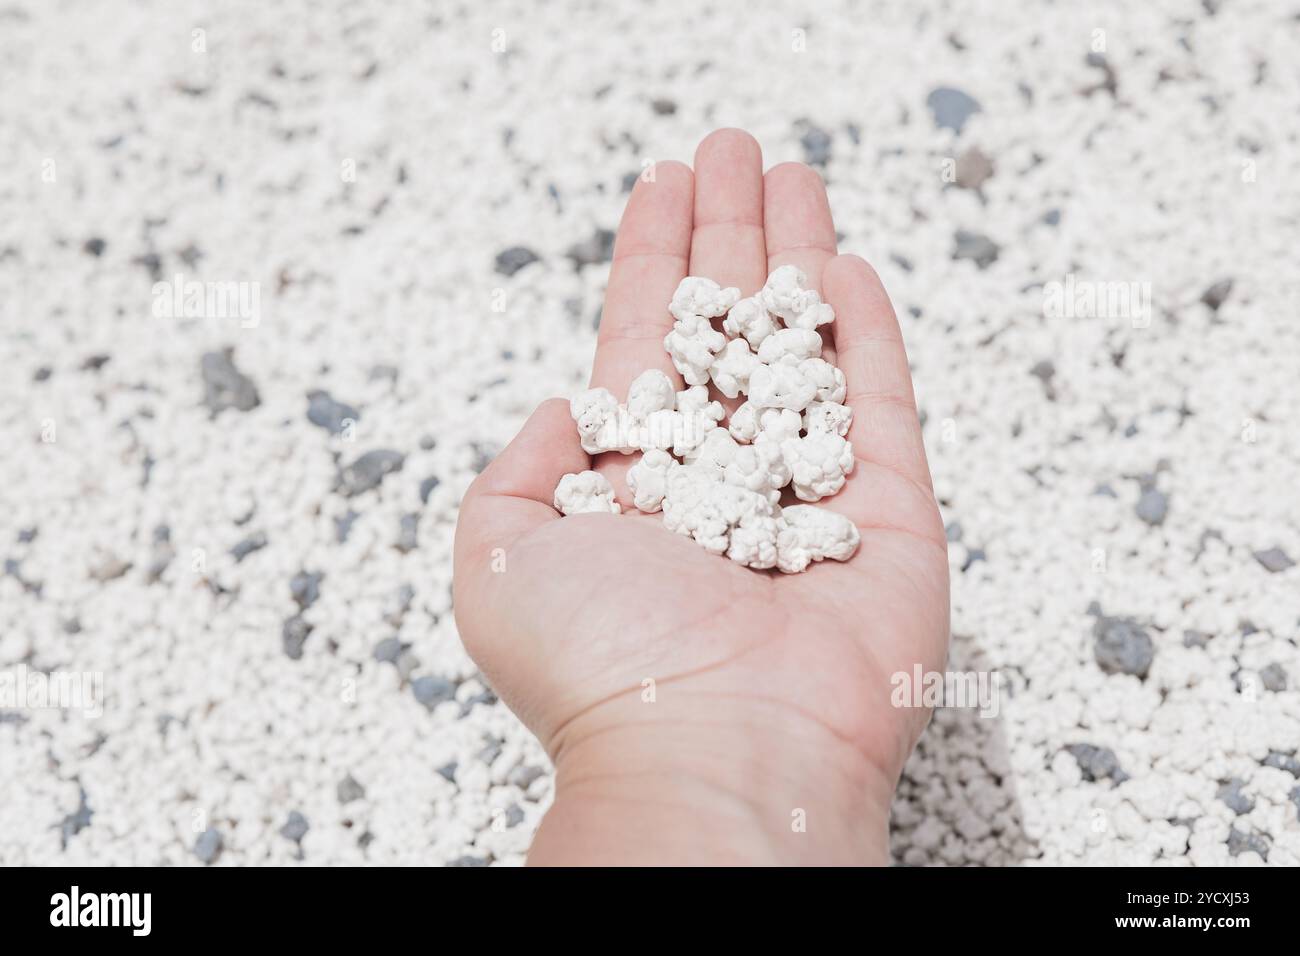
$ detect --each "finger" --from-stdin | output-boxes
[689,129,767,298]
[764,162,839,363]
[455,399,589,564]
[687,129,767,413]
[590,160,694,397]
[822,254,933,493]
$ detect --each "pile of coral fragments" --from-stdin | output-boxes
[554,266,861,574]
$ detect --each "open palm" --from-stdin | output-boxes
[454,130,949,863]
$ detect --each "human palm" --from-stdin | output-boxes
[454,130,949,864]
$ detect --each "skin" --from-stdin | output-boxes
[453,130,950,865]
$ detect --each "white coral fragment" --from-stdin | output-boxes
[804,401,853,437]
[723,438,791,505]
[747,362,818,412]
[776,505,860,573]
[626,449,677,513]
[758,265,823,323]
[627,368,676,421]
[709,338,761,399]
[789,301,835,331]
[670,276,741,322]
[799,358,848,403]
[782,432,855,501]
[664,313,726,386]
[661,464,777,555]
[553,471,621,516]
[721,296,780,349]
[757,328,822,366]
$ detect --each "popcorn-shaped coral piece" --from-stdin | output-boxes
[553,471,622,516]
[782,432,855,501]
[626,449,677,513]
[670,276,741,322]
[709,338,761,399]
[722,296,780,349]
[758,265,823,323]
[776,505,860,573]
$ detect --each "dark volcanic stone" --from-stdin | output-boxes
[1093,615,1155,678]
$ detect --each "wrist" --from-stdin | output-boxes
[527,689,895,866]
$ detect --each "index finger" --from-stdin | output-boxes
[589,161,694,395]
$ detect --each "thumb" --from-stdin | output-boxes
[453,397,589,579]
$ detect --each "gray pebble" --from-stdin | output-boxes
[279,811,309,843]
[494,246,540,277]
[1183,630,1211,648]
[1260,662,1288,692]
[944,521,963,543]
[1226,826,1270,861]
[1200,278,1233,311]
[565,228,615,268]
[436,762,458,783]
[334,510,359,543]
[1042,208,1061,226]
[230,532,267,563]
[960,546,986,572]
[83,237,106,256]
[336,449,405,497]
[193,828,223,864]
[59,788,93,849]
[952,229,999,269]
[926,87,982,133]
[395,650,421,681]
[799,125,833,167]
[469,443,497,474]
[200,349,260,415]
[368,364,399,383]
[507,764,546,790]
[1216,778,1254,815]
[282,615,312,660]
[395,513,420,553]
[954,146,993,189]
[1253,547,1294,573]
[1093,615,1155,678]
[418,475,441,504]
[372,637,405,663]
[504,804,525,828]
[447,855,489,867]
[412,675,456,711]
[336,774,366,804]
[1263,751,1300,776]
[1289,786,1300,822]
[1065,743,1129,784]
[306,390,359,434]
[1093,483,1117,498]
[650,97,676,115]
[89,555,131,583]
[290,570,323,610]
[1135,488,1169,526]
[385,582,416,623]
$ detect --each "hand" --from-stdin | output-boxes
[454,130,949,865]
